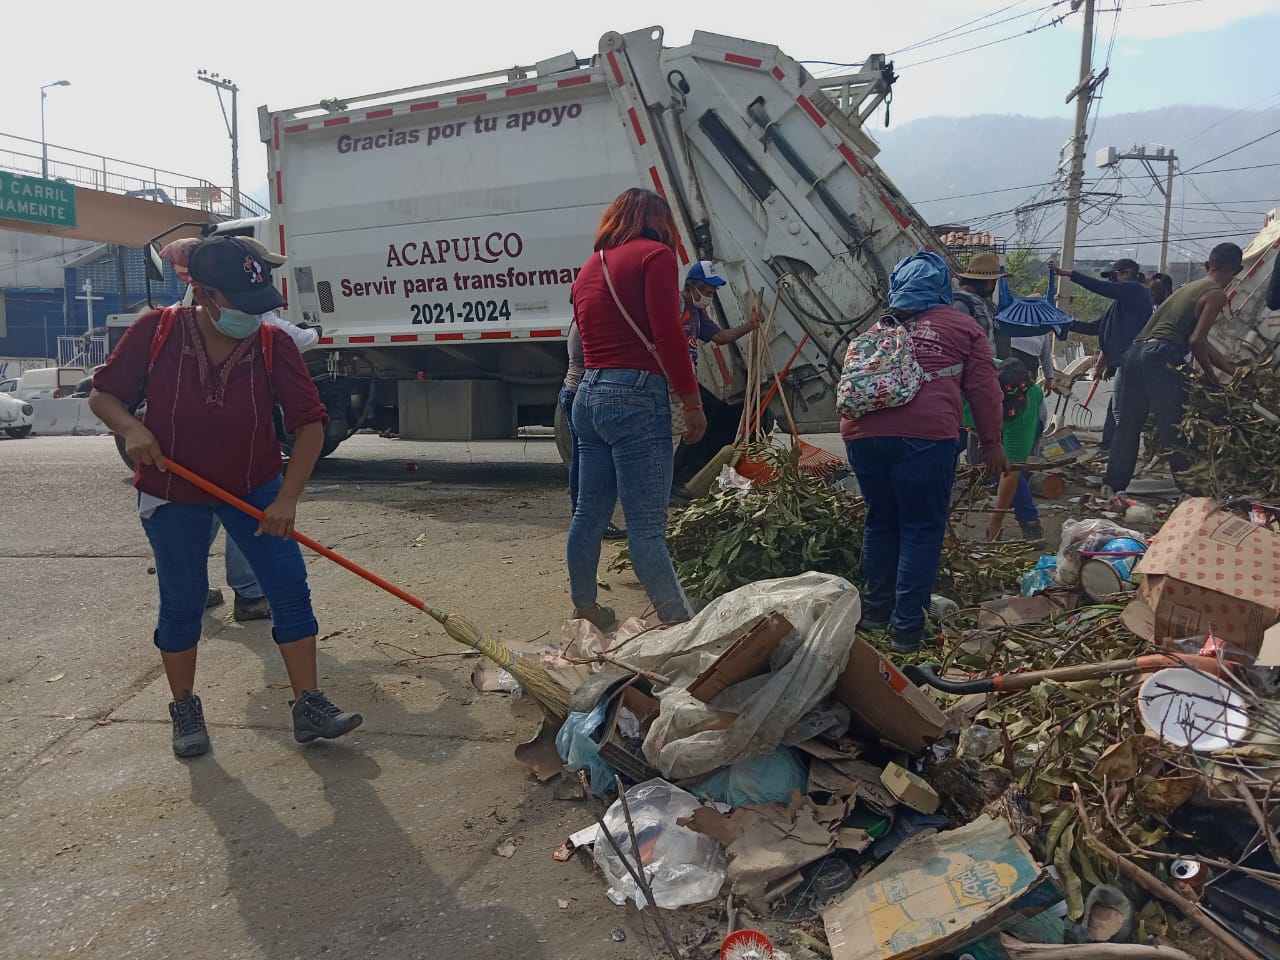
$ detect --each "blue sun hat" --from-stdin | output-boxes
[995,266,1071,337]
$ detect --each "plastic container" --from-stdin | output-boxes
[1138,668,1250,752]
[809,857,854,902]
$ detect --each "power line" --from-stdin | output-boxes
[1183,161,1280,176]
[892,1,1057,55]
[1181,88,1280,146]
[913,180,1063,204]
[898,10,1074,68]
[1180,126,1280,175]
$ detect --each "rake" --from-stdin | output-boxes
[161,456,571,717]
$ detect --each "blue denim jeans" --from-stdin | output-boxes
[142,476,318,652]
[210,517,264,599]
[568,369,691,623]
[557,385,580,510]
[846,436,959,640]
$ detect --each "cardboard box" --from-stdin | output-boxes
[687,613,793,703]
[823,816,1058,960]
[1124,498,1280,656]
[880,763,940,814]
[832,637,950,753]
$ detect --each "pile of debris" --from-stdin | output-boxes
[484,489,1280,960]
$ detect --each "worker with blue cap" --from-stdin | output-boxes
[680,261,760,361]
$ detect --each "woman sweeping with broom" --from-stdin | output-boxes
[567,188,706,628]
[90,237,362,759]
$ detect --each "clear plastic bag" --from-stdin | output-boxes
[1056,518,1144,585]
[593,779,727,909]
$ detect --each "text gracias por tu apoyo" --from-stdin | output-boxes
[335,102,587,300]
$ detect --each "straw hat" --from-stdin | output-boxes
[956,252,1001,281]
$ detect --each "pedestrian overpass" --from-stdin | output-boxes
[0,132,264,247]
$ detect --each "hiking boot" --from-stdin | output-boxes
[233,593,271,622]
[205,588,225,609]
[891,630,924,655]
[669,485,693,508]
[858,615,889,633]
[169,692,211,758]
[291,690,363,744]
[602,522,627,542]
[1018,520,1045,544]
[575,604,617,632]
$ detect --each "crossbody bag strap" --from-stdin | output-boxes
[922,362,964,382]
[598,249,671,381]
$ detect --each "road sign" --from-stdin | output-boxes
[0,171,76,227]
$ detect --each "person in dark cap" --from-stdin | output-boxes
[1053,257,1153,454]
[90,236,362,759]
[1103,243,1243,497]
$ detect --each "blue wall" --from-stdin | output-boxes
[0,247,187,358]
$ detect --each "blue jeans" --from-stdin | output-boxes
[846,436,959,639]
[568,369,691,623]
[142,476,318,652]
[557,385,580,510]
[210,517,264,599]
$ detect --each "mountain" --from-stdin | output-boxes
[870,105,1279,262]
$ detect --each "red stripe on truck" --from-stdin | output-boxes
[607,51,624,86]
[348,335,376,344]
[530,329,563,338]
[506,84,537,97]
[480,331,512,340]
[323,116,350,127]
[365,108,394,120]
[410,100,439,112]
[274,171,283,204]
[796,95,826,128]
[627,108,646,145]
[878,194,911,228]
[648,167,665,197]
[278,226,287,255]
[457,93,487,105]
[772,66,785,81]
[676,241,690,266]
[435,333,464,341]
[319,336,334,345]
[724,53,763,68]
[390,334,418,342]
[284,123,308,134]
[557,75,592,88]
[838,143,867,176]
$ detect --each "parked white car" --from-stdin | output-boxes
[0,393,35,438]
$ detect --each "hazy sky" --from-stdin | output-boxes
[3,0,1278,195]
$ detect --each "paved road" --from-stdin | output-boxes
[0,434,715,960]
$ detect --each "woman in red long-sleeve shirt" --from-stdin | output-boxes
[90,237,362,759]
[567,189,707,626]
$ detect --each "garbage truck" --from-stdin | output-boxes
[1215,208,1280,368]
[246,26,947,462]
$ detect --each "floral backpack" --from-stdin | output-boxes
[836,316,962,420]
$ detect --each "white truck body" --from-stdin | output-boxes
[1215,208,1280,368]
[258,27,944,455]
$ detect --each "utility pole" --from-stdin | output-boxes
[196,70,241,217]
[75,279,104,336]
[1058,0,1098,315]
[1096,145,1178,271]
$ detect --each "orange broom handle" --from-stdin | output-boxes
[161,457,428,613]
[749,333,809,434]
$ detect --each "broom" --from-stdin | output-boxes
[160,456,571,717]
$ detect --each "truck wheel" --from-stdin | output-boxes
[554,401,573,466]
[5,425,32,439]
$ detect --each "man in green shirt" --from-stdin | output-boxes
[1103,243,1242,495]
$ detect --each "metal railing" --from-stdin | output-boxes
[57,335,107,369]
[0,132,266,220]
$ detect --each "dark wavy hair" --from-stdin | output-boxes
[593,188,679,254]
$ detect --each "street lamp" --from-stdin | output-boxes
[196,69,241,217]
[40,80,70,180]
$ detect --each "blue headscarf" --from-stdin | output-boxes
[887,250,954,313]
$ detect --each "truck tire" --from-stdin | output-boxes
[5,425,32,439]
[554,401,573,466]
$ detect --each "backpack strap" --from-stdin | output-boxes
[259,322,274,376]
[922,362,963,382]
[147,306,178,373]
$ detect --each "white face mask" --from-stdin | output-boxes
[689,291,708,308]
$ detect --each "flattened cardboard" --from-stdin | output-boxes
[687,613,793,703]
[880,763,940,814]
[832,637,950,753]
[823,816,1057,960]
[1127,498,1280,656]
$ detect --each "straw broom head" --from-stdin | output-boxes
[424,606,570,717]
